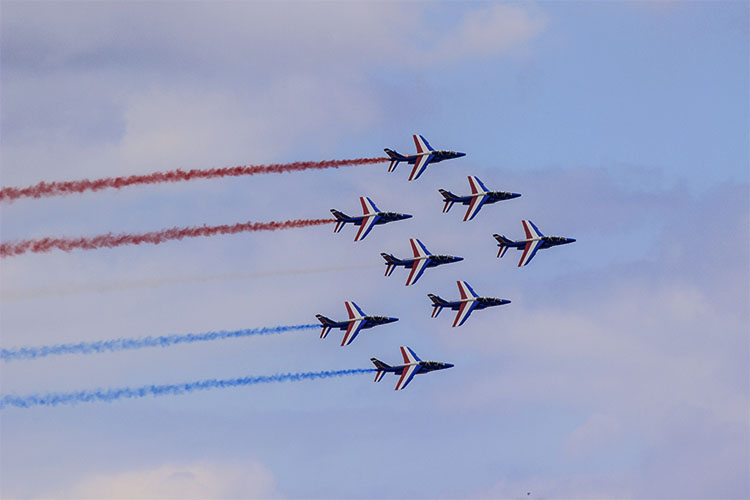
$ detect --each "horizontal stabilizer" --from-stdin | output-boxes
[493,234,513,245]
[316,314,335,326]
[331,209,349,233]
[384,148,406,161]
[316,314,335,339]
[438,189,459,213]
[371,357,392,371]
[428,294,446,318]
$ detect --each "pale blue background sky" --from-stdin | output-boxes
[1,2,748,498]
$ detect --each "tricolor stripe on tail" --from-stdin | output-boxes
[315,314,335,339]
[493,234,513,259]
[428,293,447,318]
[381,253,399,277]
[438,189,459,213]
[384,148,406,173]
[371,357,391,383]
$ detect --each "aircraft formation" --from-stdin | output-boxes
[319,134,575,390]
[0,133,577,408]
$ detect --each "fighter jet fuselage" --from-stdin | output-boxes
[381,239,463,286]
[494,220,575,266]
[384,135,466,181]
[371,346,454,390]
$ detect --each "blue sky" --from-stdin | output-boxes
[1,2,748,498]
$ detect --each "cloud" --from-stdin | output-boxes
[45,460,280,499]
[431,3,547,63]
[438,178,749,498]
[2,3,545,75]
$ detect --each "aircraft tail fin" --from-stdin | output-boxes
[316,314,335,339]
[493,234,513,258]
[371,358,391,382]
[330,209,350,233]
[381,253,399,277]
[428,293,447,318]
[384,148,406,172]
[438,189,459,213]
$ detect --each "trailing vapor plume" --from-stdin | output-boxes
[0,157,386,203]
[0,369,375,410]
[0,218,333,258]
[2,324,319,362]
[2,263,380,301]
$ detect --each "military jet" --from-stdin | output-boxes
[371,346,454,390]
[439,176,521,222]
[316,301,398,347]
[381,238,463,286]
[384,134,465,181]
[493,220,576,267]
[428,280,511,327]
[331,197,412,242]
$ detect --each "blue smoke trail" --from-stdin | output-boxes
[1,324,319,362]
[0,368,375,410]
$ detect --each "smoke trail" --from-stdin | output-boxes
[0,157,386,203]
[2,263,381,301]
[0,218,333,258]
[0,369,375,410]
[2,324,319,362]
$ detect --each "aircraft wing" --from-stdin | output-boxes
[518,240,543,267]
[405,257,430,286]
[452,300,478,327]
[354,215,380,241]
[408,154,435,181]
[395,363,421,390]
[341,319,364,346]
[463,195,488,222]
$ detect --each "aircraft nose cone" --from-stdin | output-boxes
[454,256,464,262]
[403,213,413,219]
[389,317,399,323]
[512,193,522,198]
[568,238,576,243]
[456,152,466,158]
[444,363,455,369]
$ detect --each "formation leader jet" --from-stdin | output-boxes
[331,197,412,242]
[439,176,521,222]
[381,238,463,286]
[316,301,398,346]
[428,280,511,327]
[384,134,465,181]
[493,220,576,267]
[371,346,454,391]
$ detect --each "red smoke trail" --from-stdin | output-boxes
[0,157,387,203]
[0,218,333,258]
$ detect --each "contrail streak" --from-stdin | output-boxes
[1,324,319,362]
[0,369,375,410]
[2,263,381,301]
[0,157,386,203]
[0,218,333,258]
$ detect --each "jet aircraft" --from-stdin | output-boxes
[428,280,511,327]
[316,301,398,346]
[493,220,576,267]
[384,135,465,181]
[370,346,454,390]
[439,176,521,222]
[381,238,463,286]
[331,197,412,241]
